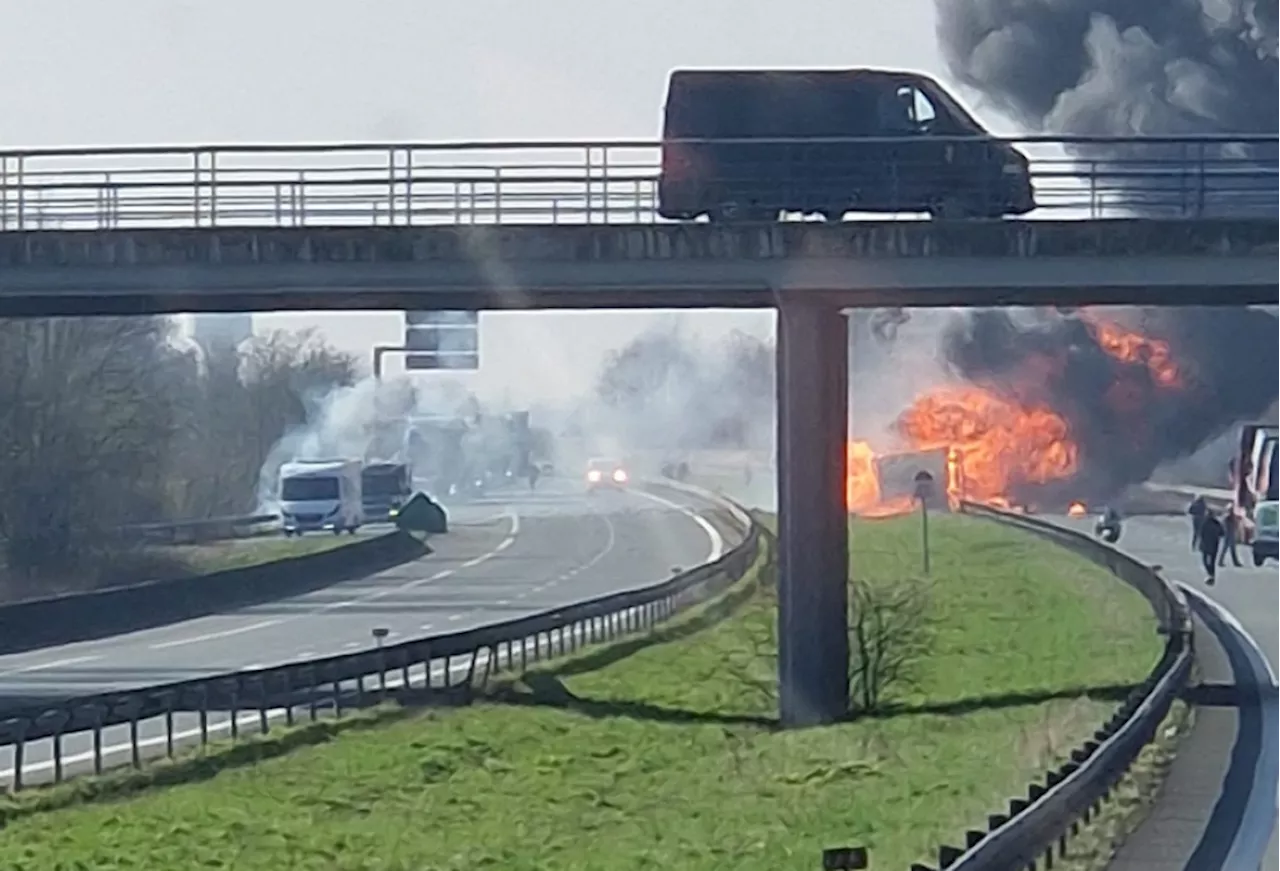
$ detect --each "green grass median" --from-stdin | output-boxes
[165,533,362,575]
[0,514,1161,871]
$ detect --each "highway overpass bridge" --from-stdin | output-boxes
[0,135,1276,727]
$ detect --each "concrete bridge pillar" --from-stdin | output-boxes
[776,301,850,727]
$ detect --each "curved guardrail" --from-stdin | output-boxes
[0,484,763,790]
[117,513,279,545]
[914,502,1194,871]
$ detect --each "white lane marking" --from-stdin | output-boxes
[296,652,315,660]
[148,620,282,651]
[419,624,432,631]
[0,655,103,679]
[630,489,724,562]
[135,511,517,653]
[447,614,461,622]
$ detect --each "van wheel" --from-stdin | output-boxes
[931,197,976,220]
[708,200,743,223]
[1254,550,1266,567]
[708,201,775,224]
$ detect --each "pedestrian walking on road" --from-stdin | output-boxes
[1188,496,1208,551]
[1219,505,1244,568]
[1198,510,1224,585]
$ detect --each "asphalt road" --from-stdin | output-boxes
[0,479,741,786]
[1053,513,1278,871]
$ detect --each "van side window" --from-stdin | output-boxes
[911,89,937,128]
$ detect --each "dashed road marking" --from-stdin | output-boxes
[0,654,103,679]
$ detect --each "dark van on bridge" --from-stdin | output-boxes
[657,68,1036,222]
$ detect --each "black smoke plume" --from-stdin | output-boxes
[939,307,1279,503]
[933,0,1278,499]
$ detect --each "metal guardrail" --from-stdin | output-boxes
[0,134,1273,230]
[117,513,279,545]
[0,487,763,790]
[913,502,1194,871]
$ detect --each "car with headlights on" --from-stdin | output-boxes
[585,457,629,493]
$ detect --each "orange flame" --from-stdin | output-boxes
[1080,310,1181,388]
[897,386,1078,505]
[1067,500,1087,517]
[844,313,1182,515]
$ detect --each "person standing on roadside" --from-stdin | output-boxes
[1219,504,1244,568]
[1199,509,1225,585]
[1188,496,1208,551]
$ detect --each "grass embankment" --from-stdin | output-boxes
[0,515,1161,871]
[165,533,360,575]
[0,534,359,604]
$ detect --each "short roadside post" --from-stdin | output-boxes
[372,627,390,697]
[913,471,935,576]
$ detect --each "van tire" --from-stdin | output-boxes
[707,200,775,224]
[1254,550,1266,567]
[930,196,976,220]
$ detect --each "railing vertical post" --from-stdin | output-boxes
[405,147,416,226]
[16,155,25,230]
[0,155,8,231]
[193,150,202,227]
[1195,141,1207,218]
[297,171,307,226]
[209,149,219,226]
[387,146,397,226]
[494,166,503,224]
[601,144,610,224]
[584,146,593,224]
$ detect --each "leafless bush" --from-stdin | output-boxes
[847,577,935,715]
[0,318,355,600]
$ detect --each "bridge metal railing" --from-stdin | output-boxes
[0,484,764,792]
[0,134,1273,231]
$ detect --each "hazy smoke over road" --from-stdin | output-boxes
[932,0,1279,497]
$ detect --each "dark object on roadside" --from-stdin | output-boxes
[1095,507,1123,543]
[657,68,1035,223]
[394,492,448,535]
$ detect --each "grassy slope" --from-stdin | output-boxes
[0,515,1160,871]
[167,533,359,575]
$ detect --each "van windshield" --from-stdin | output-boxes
[282,476,340,501]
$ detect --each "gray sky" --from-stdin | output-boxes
[1,0,1009,403]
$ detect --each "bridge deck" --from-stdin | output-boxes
[0,219,1274,315]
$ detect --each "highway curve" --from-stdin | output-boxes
[1051,513,1277,871]
[0,479,741,786]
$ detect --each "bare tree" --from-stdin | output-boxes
[0,317,182,592]
[847,578,935,714]
[0,317,356,600]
